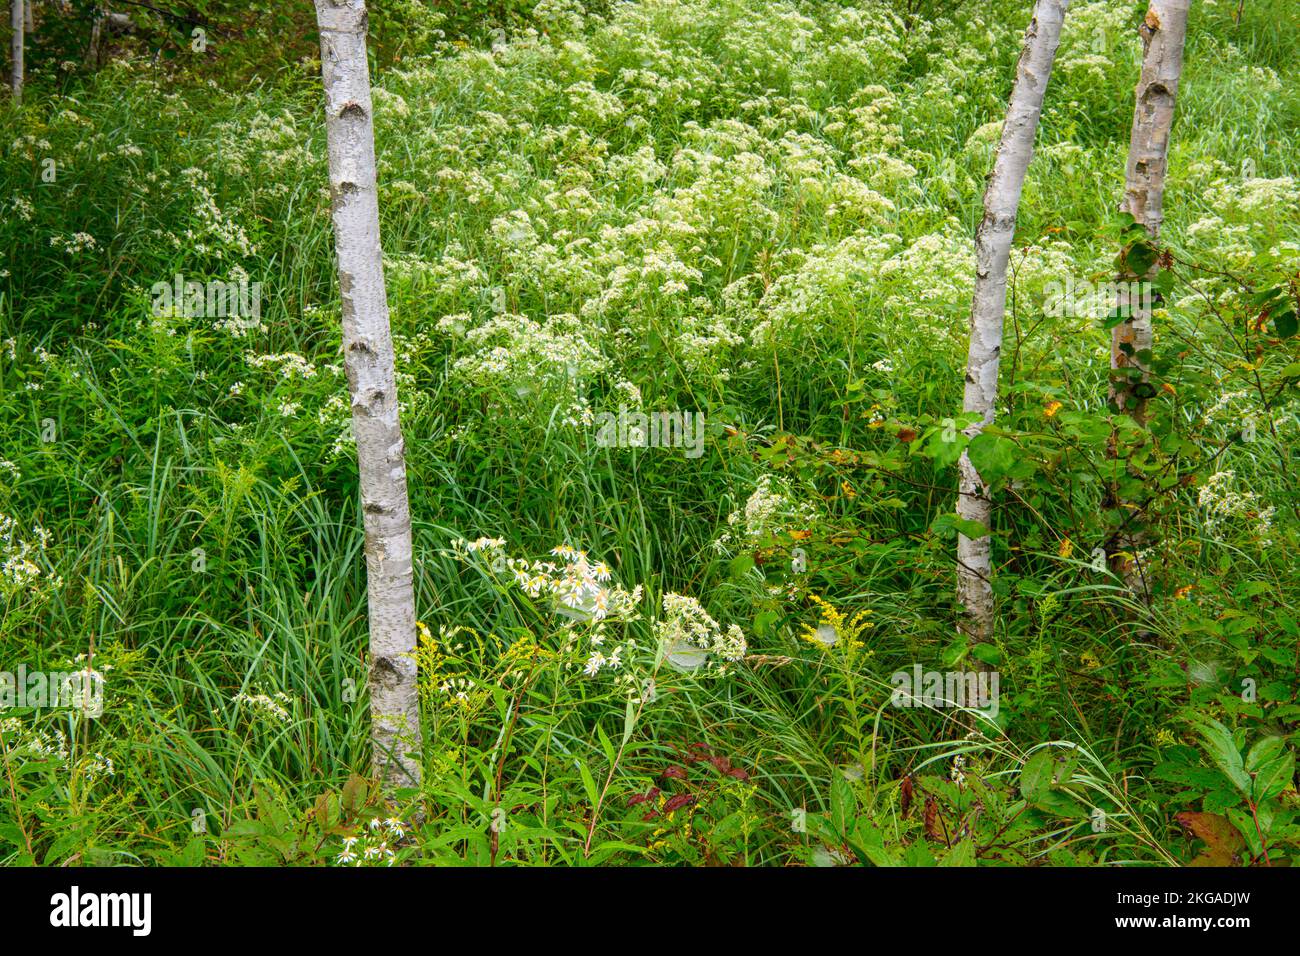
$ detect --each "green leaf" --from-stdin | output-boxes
[621,698,637,750]
[729,552,755,580]
[967,433,1019,483]
[830,773,857,836]
[1019,750,1055,802]
[1252,749,1294,804]
[595,722,616,767]
[340,774,368,815]
[1273,309,1298,339]
[940,840,977,866]
[576,759,600,809]
[931,513,989,540]
[1120,238,1158,276]
[1187,714,1252,795]
[1246,736,1285,772]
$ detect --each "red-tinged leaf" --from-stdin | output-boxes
[900,775,914,817]
[923,795,945,843]
[662,793,696,814]
[726,767,750,781]
[684,743,711,763]
[1175,811,1246,867]
[628,787,660,807]
[662,766,689,780]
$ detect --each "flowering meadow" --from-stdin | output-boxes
[1,0,1299,868]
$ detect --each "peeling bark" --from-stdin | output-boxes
[1108,0,1190,595]
[314,0,421,790]
[1110,0,1189,419]
[957,0,1069,644]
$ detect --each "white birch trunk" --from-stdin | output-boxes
[956,0,1069,644]
[1110,0,1189,418]
[314,0,422,790]
[10,0,22,105]
[1107,0,1190,594]
[85,4,102,70]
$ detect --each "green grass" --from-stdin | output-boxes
[1,0,1298,866]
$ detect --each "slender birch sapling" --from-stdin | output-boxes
[10,0,22,104]
[1107,0,1190,593]
[313,0,422,790]
[956,0,1069,644]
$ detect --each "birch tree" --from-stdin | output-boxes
[956,0,1069,644]
[10,0,22,104]
[1110,0,1190,421]
[1107,0,1190,592]
[313,0,421,790]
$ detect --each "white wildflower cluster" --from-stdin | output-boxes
[83,751,116,784]
[49,233,98,255]
[450,538,644,686]
[370,86,411,120]
[716,475,820,551]
[1200,389,1269,443]
[232,690,293,724]
[1197,470,1276,546]
[370,2,937,421]
[0,514,62,599]
[752,234,897,345]
[1180,158,1300,269]
[173,167,257,260]
[0,717,69,765]
[1054,0,1134,86]
[875,227,977,347]
[8,133,52,159]
[654,593,747,674]
[204,109,315,196]
[439,310,607,416]
[244,352,318,379]
[525,544,641,624]
[9,195,34,222]
[437,675,477,702]
[211,291,265,338]
[335,817,407,866]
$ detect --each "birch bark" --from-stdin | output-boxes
[1107,0,1190,594]
[1110,0,1189,419]
[314,0,421,789]
[957,0,1069,644]
[10,0,22,104]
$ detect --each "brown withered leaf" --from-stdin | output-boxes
[1175,811,1245,866]
[900,775,914,818]
[923,795,946,843]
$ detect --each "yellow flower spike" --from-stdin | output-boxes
[800,595,873,652]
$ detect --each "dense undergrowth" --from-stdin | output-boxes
[1,0,1298,866]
